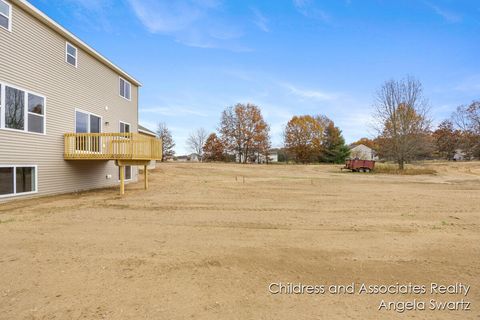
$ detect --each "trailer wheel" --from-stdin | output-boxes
[364,168,371,173]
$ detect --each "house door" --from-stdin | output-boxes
[75,110,101,152]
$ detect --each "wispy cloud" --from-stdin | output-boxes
[281,83,337,101]
[426,2,462,23]
[141,107,208,117]
[292,0,330,23]
[251,8,270,32]
[60,0,115,32]
[455,75,480,94]
[126,0,249,51]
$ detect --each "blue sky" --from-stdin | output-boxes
[32,0,480,154]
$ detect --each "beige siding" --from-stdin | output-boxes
[0,2,140,201]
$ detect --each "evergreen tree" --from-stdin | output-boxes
[321,122,350,163]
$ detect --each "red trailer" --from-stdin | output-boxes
[342,159,375,172]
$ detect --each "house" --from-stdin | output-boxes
[349,144,378,161]
[0,0,161,201]
[267,149,279,163]
[138,125,158,169]
[189,153,201,162]
[453,149,466,161]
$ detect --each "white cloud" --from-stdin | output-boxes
[141,106,208,117]
[455,75,480,93]
[292,0,330,23]
[426,3,462,23]
[281,83,337,101]
[251,8,270,33]
[126,0,249,51]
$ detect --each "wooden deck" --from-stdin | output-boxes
[64,133,162,161]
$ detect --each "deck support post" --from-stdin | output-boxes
[120,165,125,195]
[144,165,148,190]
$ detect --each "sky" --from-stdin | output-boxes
[32,0,480,154]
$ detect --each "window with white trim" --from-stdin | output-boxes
[66,42,77,67]
[0,166,37,197]
[119,78,131,100]
[120,121,130,134]
[119,166,132,181]
[75,110,101,152]
[0,0,11,31]
[0,81,46,134]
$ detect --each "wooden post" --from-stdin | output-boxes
[144,165,149,190]
[120,165,125,195]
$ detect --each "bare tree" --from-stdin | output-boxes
[451,101,480,158]
[156,122,175,162]
[373,76,432,169]
[186,128,208,160]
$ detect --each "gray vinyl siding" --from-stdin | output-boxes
[0,2,139,201]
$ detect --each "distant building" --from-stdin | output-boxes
[138,125,157,138]
[189,153,201,162]
[138,125,158,169]
[349,144,378,161]
[453,149,466,161]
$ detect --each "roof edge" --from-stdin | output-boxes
[16,0,142,87]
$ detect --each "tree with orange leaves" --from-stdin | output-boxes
[283,115,326,163]
[219,103,270,163]
[202,133,225,162]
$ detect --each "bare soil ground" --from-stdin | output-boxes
[0,162,479,319]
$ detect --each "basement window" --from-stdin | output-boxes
[0,0,11,32]
[66,42,77,67]
[0,166,37,198]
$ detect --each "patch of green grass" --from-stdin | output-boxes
[0,218,15,225]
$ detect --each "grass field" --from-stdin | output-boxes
[0,162,479,319]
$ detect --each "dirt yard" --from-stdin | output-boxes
[0,162,479,319]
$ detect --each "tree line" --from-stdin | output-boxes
[357,76,479,169]
[156,76,479,169]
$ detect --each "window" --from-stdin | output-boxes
[119,78,131,100]
[75,110,101,152]
[0,82,46,134]
[0,0,11,31]
[28,93,45,133]
[119,166,132,181]
[5,86,24,130]
[120,121,130,134]
[66,42,77,67]
[0,166,37,197]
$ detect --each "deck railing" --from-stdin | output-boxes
[64,133,162,160]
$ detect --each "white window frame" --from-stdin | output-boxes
[0,0,12,32]
[119,77,131,101]
[74,108,103,153]
[0,81,47,135]
[119,120,131,133]
[118,165,133,182]
[74,108,103,134]
[0,165,38,198]
[66,42,78,68]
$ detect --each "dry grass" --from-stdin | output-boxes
[0,162,479,319]
[374,162,437,175]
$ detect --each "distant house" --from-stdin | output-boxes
[138,125,157,138]
[267,149,279,163]
[453,149,466,161]
[189,153,201,162]
[349,144,378,161]
[138,125,158,169]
